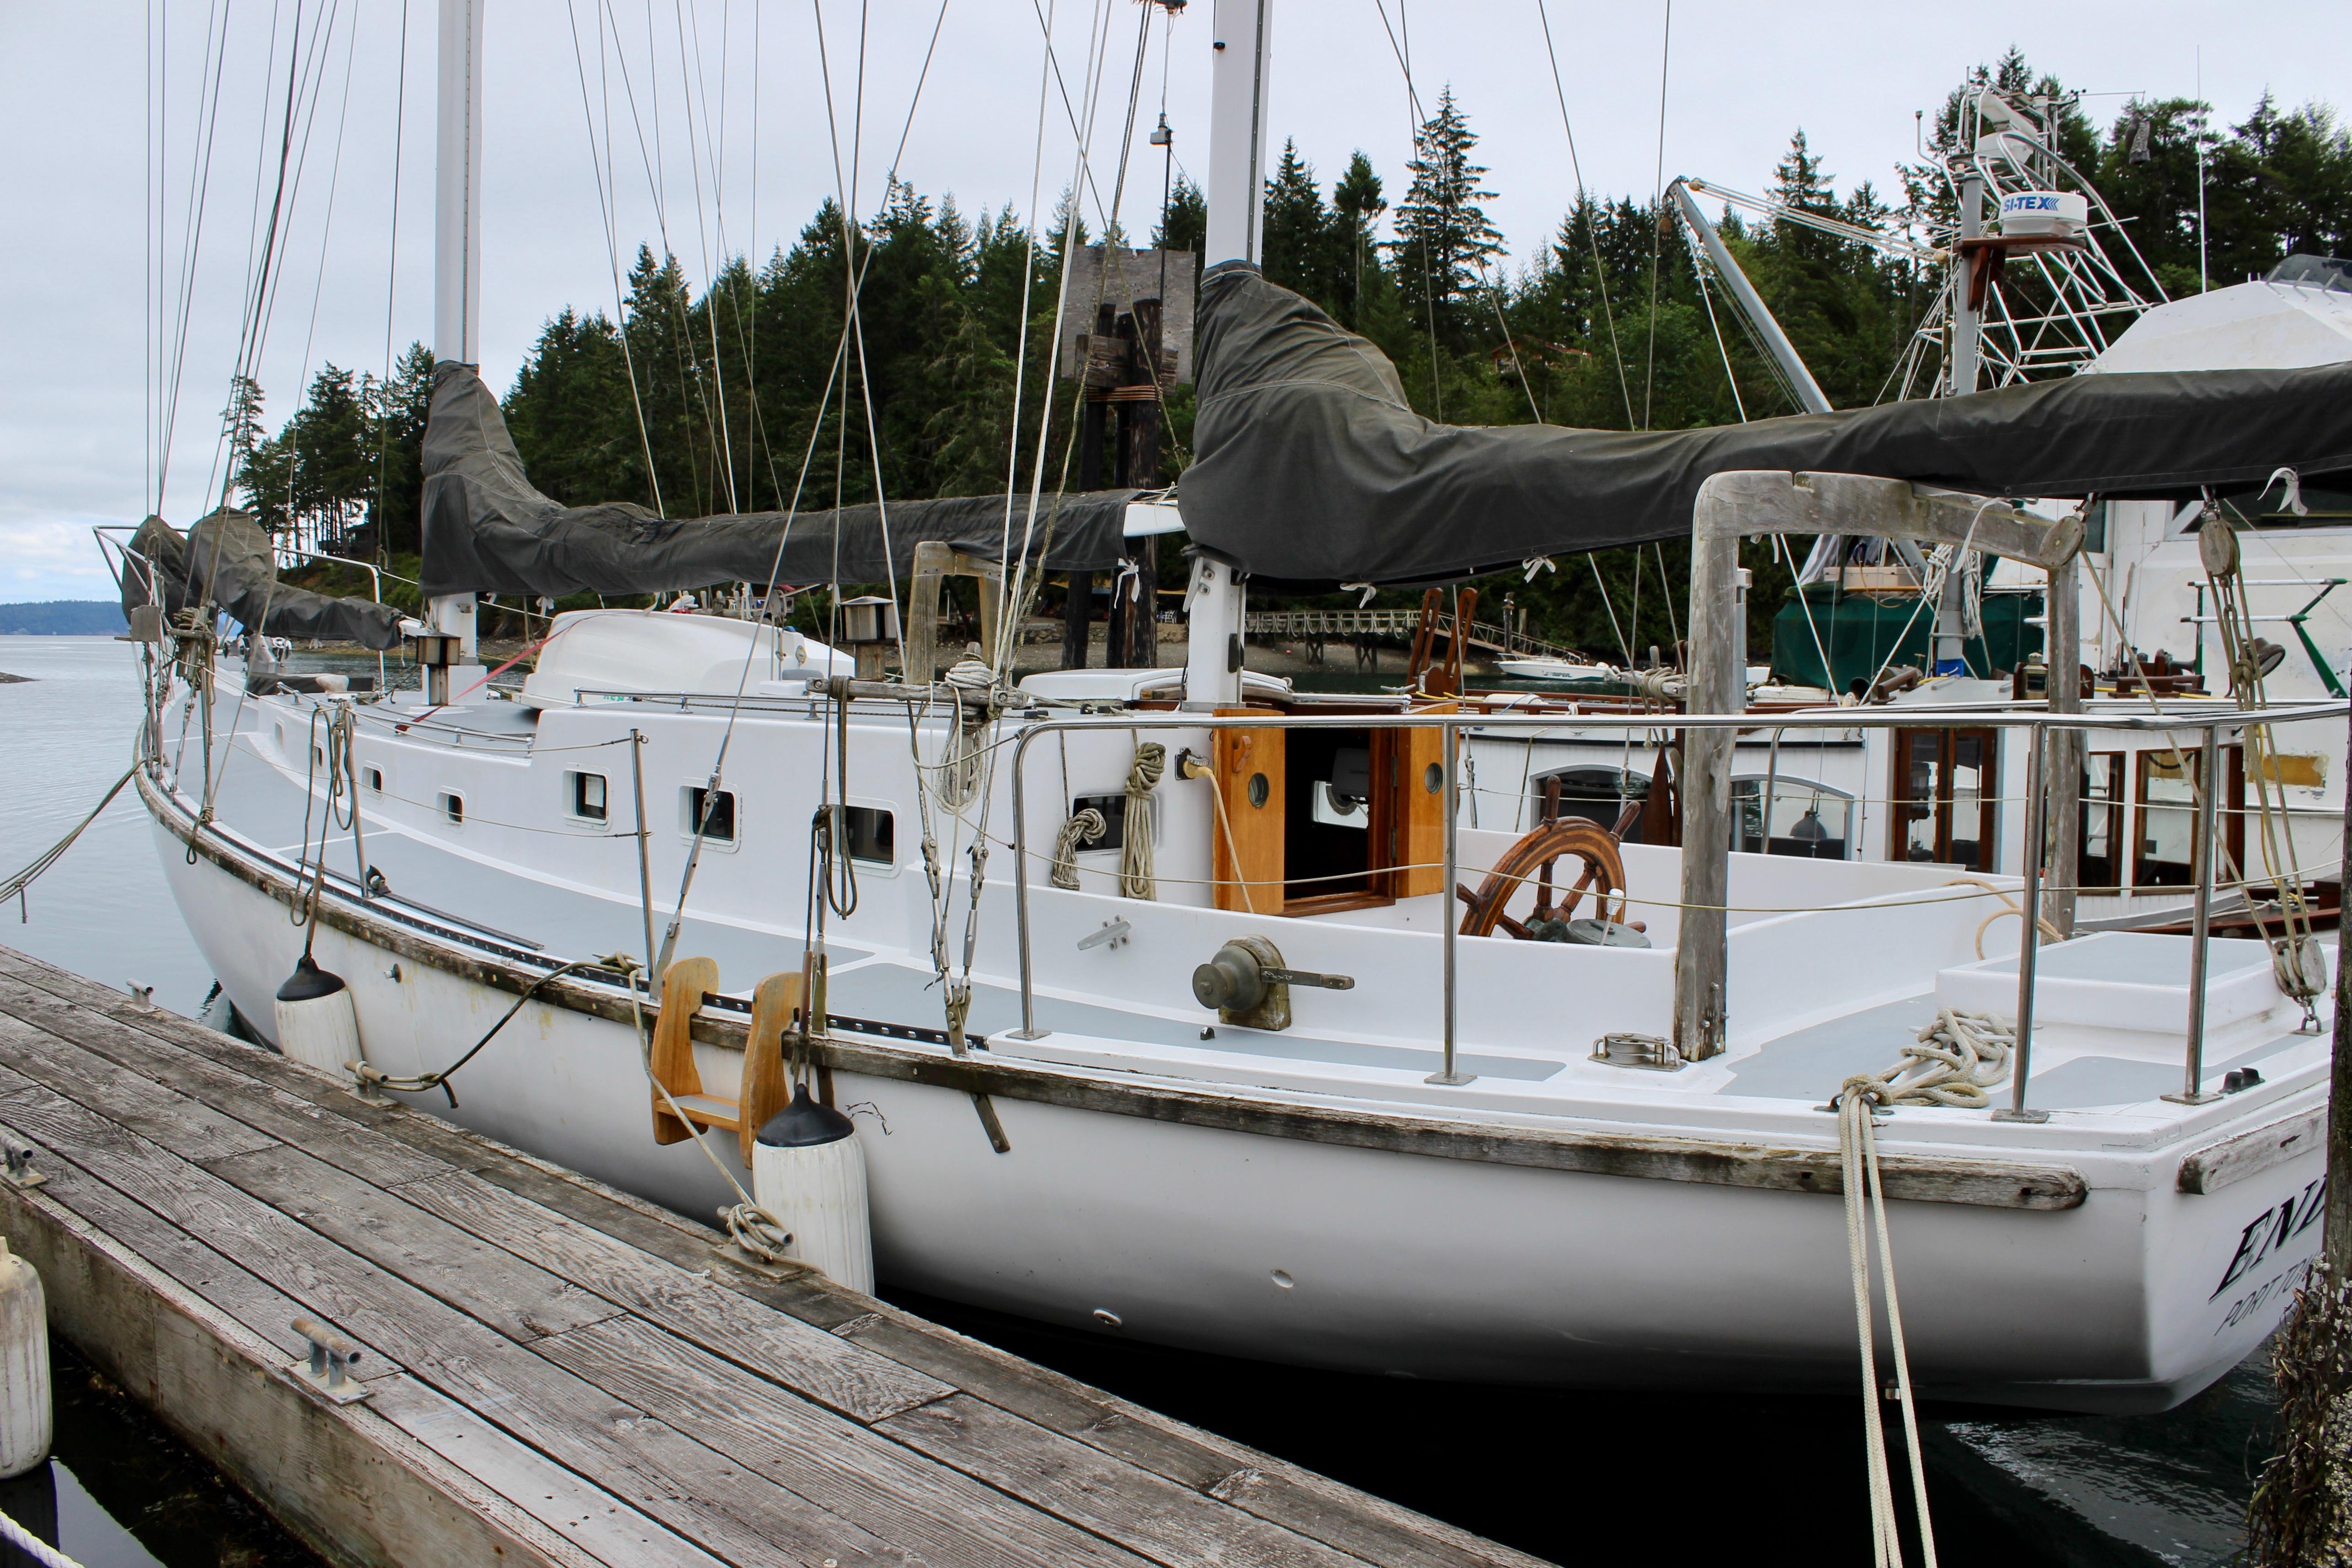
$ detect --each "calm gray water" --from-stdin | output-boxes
[0,635,2280,1565]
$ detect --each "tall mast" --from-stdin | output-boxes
[1181,0,1271,709]
[429,0,482,659]
[1203,0,1270,267]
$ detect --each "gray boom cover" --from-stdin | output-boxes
[124,513,407,650]
[420,363,1138,597]
[1178,261,2352,587]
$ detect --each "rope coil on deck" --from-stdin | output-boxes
[1844,1010,2015,1112]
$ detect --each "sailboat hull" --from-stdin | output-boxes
[151,803,2319,1415]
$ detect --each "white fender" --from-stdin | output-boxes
[273,953,362,1078]
[751,1086,874,1293]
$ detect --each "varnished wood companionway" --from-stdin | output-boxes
[0,945,1542,1568]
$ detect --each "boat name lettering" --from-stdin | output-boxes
[2215,1261,2313,1337]
[2211,1176,2327,1300]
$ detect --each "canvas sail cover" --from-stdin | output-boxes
[124,512,407,650]
[419,364,1138,597]
[1178,262,2352,587]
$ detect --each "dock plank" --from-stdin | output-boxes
[0,1077,922,1568]
[365,1374,730,1568]
[0,974,452,1186]
[392,1168,950,1423]
[539,1312,1157,1568]
[881,1392,1369,1568]
[0,1012,280,1165]
[203,1143,627,1346]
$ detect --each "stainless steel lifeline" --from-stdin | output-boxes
[986,701,2335,1115]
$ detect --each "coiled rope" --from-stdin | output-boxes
[1847,1008,2014,1112]
[1049,807,1107,890]
[935,655,994,810]
[1119,742,1166,900]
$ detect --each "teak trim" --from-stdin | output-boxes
[144,768,2087,1212]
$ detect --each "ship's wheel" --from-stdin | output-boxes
[1454,818,1630,939]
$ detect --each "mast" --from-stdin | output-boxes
[1202,0,1270,268]
[429,0,482,660]
[1181,0,1270,708]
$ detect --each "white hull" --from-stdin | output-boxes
[151,776,2325,1412]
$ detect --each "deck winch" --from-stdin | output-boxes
[1190,937,1353,1032]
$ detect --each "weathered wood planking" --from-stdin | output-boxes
[0,944,1550,1568]
[2177,1106,2328,1194]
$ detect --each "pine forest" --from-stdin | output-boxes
[242,51,2352,658]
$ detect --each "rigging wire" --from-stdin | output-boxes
[1641,0,1672,430]
[1530,0,1636,429]
[369,0,412,564]
[157,0,236,513]
[564,0,665,514]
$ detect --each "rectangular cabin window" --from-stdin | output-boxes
[1889,728,1997,872]
[363,766,383,794]
[2080,752,2124,891]
[2135,746,2245,890]
[845,806,894,865]
[570,771,608,823]
[683,786,737,844]
[438,792,464,826]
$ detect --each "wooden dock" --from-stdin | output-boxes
[0,945,1543,1568]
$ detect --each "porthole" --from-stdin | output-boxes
[363,766,383,793]
[1424,763,1444,795]
[1247,772,1271,809]
[569,771,608,823]
[438,792,464,826]
[683,786,737,844]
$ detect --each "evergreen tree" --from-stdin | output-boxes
[1390,88,1505,354]
[1261,141,1335,305]
[1329,150,1388,332]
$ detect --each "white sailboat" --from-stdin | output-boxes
[114,1,2352,1416]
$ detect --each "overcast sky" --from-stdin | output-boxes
[4,0,2346,604]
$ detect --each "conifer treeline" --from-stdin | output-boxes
[238,50,2352,654]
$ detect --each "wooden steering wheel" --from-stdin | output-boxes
[1454,818,1630,939]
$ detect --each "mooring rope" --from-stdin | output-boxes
[2,762,140,921]
[0,1505,85,1568]
[1827,1011,2007,1566]
[1836,1082,1940,1568]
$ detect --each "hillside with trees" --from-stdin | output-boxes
[236,51,2352,656]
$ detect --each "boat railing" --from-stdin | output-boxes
[1005,699,2347,1112]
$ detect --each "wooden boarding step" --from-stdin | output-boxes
[0,943,1547,1568]
[649,960,796,1162]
